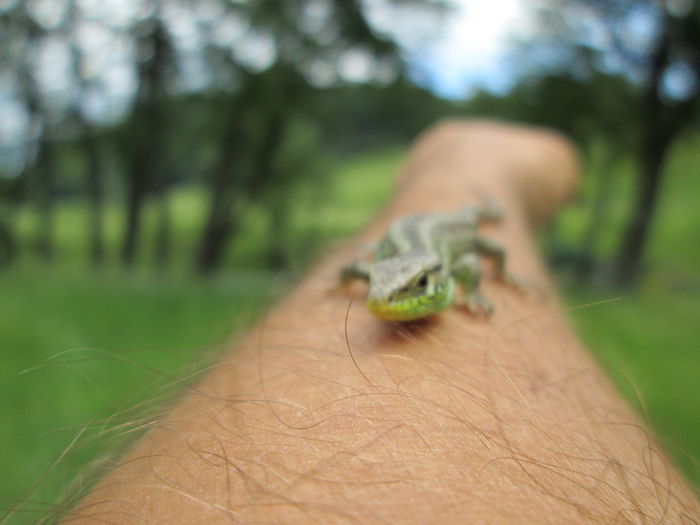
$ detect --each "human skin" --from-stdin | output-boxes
[65,121,700,524]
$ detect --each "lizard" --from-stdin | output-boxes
[338,202,518,321]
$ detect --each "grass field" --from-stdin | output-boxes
[1,139,699,522]
[0,148,402,523]
[556,133,700,489]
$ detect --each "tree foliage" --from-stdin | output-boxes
[518,0,700,286]
[0,0,446,273]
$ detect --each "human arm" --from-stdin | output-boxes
[65,120,700,524]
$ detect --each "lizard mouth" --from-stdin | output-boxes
[366,297,435,321]
[366,280,454,322]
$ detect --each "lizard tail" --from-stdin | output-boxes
[478,198,503,223]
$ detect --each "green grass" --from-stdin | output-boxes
[563,287,700,488]
[2,138,700,522]
[0,268,279,520]
[554,132,700,490]
[0,148,404,524]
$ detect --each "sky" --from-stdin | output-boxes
[366,0,533,98]
[23,0,532,102]
[0,0,532,163]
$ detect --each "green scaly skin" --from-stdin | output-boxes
[340,202,511,321]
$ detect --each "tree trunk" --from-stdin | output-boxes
[35,135,55,260]
[196,199,238,274]
[196,75,288,275]
[613,25,673,288]
[613,132,672,287]
[0,219,16,267]
[121,11,171,268]
[154,184,170,271]
[122,170,146,267]
[0,178,20,267]
[574,144,616,283]
[196,117,241,274]
[66,0,105,266]
[81,129,104,265]
[249,109,286,197]
[266,193,289,270]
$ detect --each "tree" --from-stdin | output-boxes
[524,0,700,286]
[121,0,176,268]
[612,1,700,286]
[0,176,23,267]
[64,0,106,265]
[1,4,56,260]
[194,0,409,274]
[195,76,257,274]
[0,0,446,273]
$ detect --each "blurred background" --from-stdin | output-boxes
[1,0,698,521]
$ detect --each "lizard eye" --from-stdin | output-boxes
[417,274,429,288]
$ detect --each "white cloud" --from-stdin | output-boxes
[233,31,277,72]
[420,0,535,97]
[366,0,532,98]
[337,49,374,83]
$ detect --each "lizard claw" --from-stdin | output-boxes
[456,291,494,317]
[499,272,529,294]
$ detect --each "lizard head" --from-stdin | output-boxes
[366,254,454,321]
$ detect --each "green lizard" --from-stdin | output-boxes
[339,202,516,321]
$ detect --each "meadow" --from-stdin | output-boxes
[1,139,698,523]
[557,133,700,489]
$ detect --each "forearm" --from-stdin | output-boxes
[66,121,700,523]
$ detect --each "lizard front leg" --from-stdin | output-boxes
[473,235,526,290]
[338,260,371,288]
[451,252,494,316]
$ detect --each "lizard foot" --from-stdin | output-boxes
[498,272,530,295]
[455,291,494,317]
